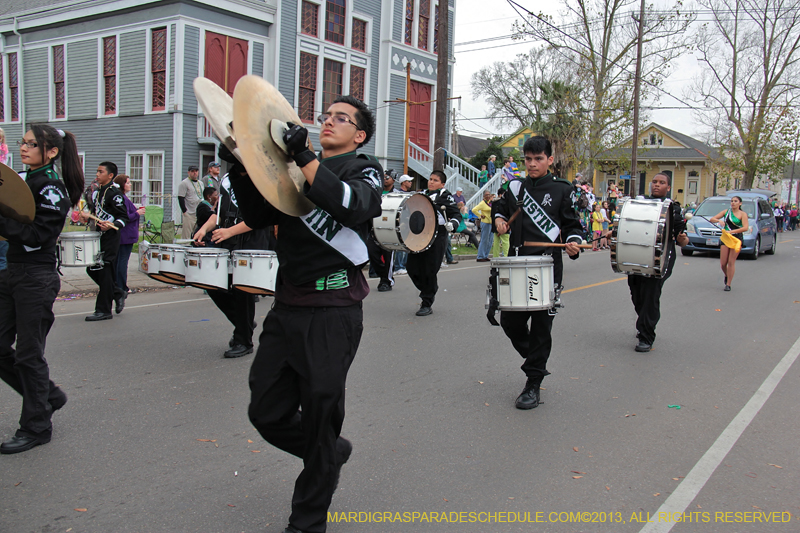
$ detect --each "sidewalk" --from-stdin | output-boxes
[57,251,183,299]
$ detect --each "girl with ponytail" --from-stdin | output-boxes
[0,124,81,454]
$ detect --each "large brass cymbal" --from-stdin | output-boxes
[0,162,36,241]
[232,75,314,217]
[193,77,242,160]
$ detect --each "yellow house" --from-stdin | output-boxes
[596,123,718,206]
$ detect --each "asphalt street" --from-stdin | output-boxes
[1,236,799,533]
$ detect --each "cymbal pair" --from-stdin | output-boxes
[193,76,313,217]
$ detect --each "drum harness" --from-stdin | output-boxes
[485,185,564,326]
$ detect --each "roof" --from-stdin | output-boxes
[598,123,719,162]
[0,0,66,18]
[455,134,490,159]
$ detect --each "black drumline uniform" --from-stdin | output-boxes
[492,174,583,384]
[87,182,129,315]
[627,197,684,346]
[228,151,382,533]
[406,187,460,309]
[366,189,396,288]
[0,163,71,443]
[205,174,268,351]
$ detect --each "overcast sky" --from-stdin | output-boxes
[451,0,704,141]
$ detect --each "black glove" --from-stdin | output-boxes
[282,122,317,168]
[218,143,238,164]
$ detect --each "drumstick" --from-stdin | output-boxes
[523,241,594,249]
[86,213,119,230]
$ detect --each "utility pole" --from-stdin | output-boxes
[787,138,798,206]
[630,0,645,189]
[403,62,411,175]
[433,0,449,171]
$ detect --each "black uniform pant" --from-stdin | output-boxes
[88,238,123,315]
[407,228,447,307]
[628,275,666,345]
[367,239,394,285]
[248,301,363,533]
[500,310,555,382]
[207,285,256,346]
[0,264,62,439]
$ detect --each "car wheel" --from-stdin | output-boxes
[681,248,694,256]
[765,235,776,255]
[749,236,760,260]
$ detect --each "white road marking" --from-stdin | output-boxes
[638,333,800,533]
[55,297,209,318]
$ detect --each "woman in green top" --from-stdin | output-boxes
[710,196,748,291]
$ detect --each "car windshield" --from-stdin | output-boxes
[695,199,755,218]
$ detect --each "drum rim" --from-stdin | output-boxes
[185,248,230,256]
[490,255,554,264]
[232,249,277,257]
[58,232,101,239]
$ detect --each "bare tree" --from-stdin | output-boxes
[511,0,694,184]
[690,0,800,188]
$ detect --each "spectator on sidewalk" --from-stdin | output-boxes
[456,202,479,248]
[472,191,494,262]
[453,187,466,206]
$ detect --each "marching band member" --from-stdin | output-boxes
[80,161,129,321]
[193,176,266,358]
[226,95,382,533]
[0,125,83,453]
[405,170,460,316]
[366,171,396,292]
[492,137,583,410]
[628,173,688,351]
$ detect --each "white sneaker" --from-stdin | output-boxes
[394,269,407,275]
[441,262,448,267]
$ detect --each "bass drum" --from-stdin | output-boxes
[372,192,437,253]
[610,198,672,277]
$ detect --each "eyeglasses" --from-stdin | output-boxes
[317,113,361,129]
[17,140,38,149]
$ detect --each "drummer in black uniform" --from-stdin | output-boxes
[406,170,460,316]
[226,95,382,533]
[627,173,688,352]
[80,161,129,321]
[366,170,396,292]
[193,175,267,358]
[492,137,583,410]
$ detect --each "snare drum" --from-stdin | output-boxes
[157,244,189,284]
[57,232,101,267]
[232,250,278,295]
[185,248,230,291]
[490,256,555,311]
[372,192,437,253]
[610,198,672,277]
[143,244,179,284]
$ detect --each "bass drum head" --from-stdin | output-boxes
[399,193,437,252]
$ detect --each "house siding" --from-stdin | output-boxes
[182,24,201,191]
[392,0,403,43]
[252,41,264,77]
[169,23,177,104]
[22,47,49,123]
[387,73,406,169]
[66,39,98,120]
[119,30,147,116]
[278,3,297,101]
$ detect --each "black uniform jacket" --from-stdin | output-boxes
[229,151,383,286]
[213,174,268,251]
[89,182,129,254]
[492,173,584,255]
[0,163,72,266]
[425,188,461,230]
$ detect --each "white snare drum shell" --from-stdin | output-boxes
[185,248,231,291]
[492,256,555,311]
[231,250,278,295]
[57,232,101,267]
[158,244,188,284]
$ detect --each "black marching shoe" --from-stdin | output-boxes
[377,281,392,292]
[515,378,541,410]
[332,437,353,494]
[224,343,253,358]
[85,312,113,322]
[50,388,68,411]
[416,305,433,316]
[283,526,305,533]
[446,259,459,265]
[0,435,50,454]
[635,340,653,352]
[115,293,126,314]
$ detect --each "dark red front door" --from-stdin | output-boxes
[409,80,432,150]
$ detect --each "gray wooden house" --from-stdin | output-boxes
[0,0,456,222]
